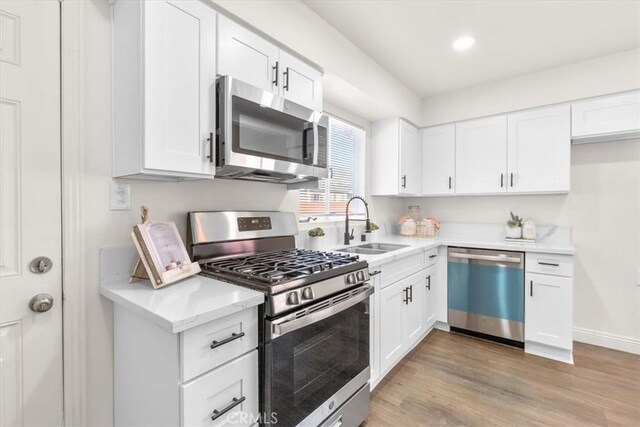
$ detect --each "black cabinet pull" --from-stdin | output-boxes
[206,132,214,163]
[448,176,452,190]
[409,285,413,302]
[530,280,533,297]
[426,275,431,290]
[429,254,437,259]
[272,61,279,87]
[500,173,504,188]
[510,172,514,187]
[369,270,381,276]
[403,287,408,305]
[401,175,407,189]
[283,67,290,91]
[211,396,246,421]
[538,262,560,267]
[210,332,245,349]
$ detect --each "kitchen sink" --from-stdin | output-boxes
[338,242,409,255]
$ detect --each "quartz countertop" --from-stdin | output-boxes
[99,247,264,334]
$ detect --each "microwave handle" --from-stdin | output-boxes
[312,121,319,165]
[302,126,312,161]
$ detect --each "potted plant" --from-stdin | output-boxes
[308,227,326,250]
[506,211,523,239]
[367,222,380,242]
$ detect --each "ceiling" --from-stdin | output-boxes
[303,0,640,98]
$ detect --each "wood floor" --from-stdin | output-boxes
[363,330,640,426]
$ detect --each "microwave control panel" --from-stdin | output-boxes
[238,216,272,232]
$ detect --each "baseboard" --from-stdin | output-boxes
[434,321,450,332]
[573,327,640,355]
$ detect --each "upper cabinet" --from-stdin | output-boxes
[113,0,217,179]
[217,15,323,112]
[420,124,455,196]
[371,118,419,196]
[571,92,640,143]
[455,116,508,194]
[507,105,571,193]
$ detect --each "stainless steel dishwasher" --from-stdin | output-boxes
[447,247,525,345]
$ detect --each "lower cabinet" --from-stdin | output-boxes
[379,271,425,374]
[525,272,573,350]
[423,264,437,330]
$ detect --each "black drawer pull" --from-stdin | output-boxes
[538,262,560,267]
[211,396,246,421]
[210,332,245,349]
[429,254,437,259]
[369,270,381,276]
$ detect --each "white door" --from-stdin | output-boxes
[279,50,322,111]
[403,272,424,345]
[423,265,437,329]
[525,273,573,350]
[144,0,216,176]
[0,1,63,425]
[455,116,507,194]
[379,280,405,373]
[217,14,279,93]
[399,119,419,195]
[507,105,570,193]
[421,124,455,195]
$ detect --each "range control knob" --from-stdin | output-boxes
[346,273,356,285]
[286,292,300,305]
[356,271,365,282]
[301,287,315,300]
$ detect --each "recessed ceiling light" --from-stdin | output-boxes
[453,36,477,52]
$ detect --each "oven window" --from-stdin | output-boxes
[232,96,315,165]
[267,300,369,426]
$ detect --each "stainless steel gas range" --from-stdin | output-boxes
[187,211,372,427]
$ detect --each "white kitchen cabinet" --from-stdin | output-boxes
[379,279,405,374]
[571,91,640,142]
[404,273,424,343]
[372,118,420,196]
[423,264,437,330]
[112,0,216,179]
[507,105,571,193]
[217,14,279,93]
[455,116,508,194]
[421,124,456,195]
[525,273,573,350]
[369,269,381,388]
[217,15,322,111]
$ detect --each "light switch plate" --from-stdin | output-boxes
[110,182,130,210]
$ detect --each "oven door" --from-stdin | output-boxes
[264,285,373,427]
[217,76,327,177]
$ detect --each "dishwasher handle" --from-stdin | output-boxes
[449,252,522,264]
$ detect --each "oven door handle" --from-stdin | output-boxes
[271,285,374,338]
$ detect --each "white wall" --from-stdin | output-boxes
[414,50,640,350]
[211,0,422,124]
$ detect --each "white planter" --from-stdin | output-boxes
[308,236,325,251]
[506,226,522,239]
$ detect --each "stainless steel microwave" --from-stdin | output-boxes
[215,76,328,184]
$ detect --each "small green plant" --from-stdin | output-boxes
[507,211,523,228]
[308,227,325,237]
[369,222,380,231]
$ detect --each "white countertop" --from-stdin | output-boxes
[99,248,264,334]
[328,234,574,268]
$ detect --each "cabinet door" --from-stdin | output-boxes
[421,124,455,195]
[217,14,279,93]
[571,92,640,138]
[144,0,216,176]
[403,272,424,345]
[525,273,573,350]
[279,50,322,111]
[379,280,405,373]
[508,105,570,193]
[455,116,507,194]
[399,119,419,195]
[423,265,437,330]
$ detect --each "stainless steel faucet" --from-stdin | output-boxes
[344,196,371,245]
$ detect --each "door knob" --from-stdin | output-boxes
[29,293,54,313]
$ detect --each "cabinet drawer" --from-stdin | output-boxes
[525,252,573,277]
[424,248,438,268]
[181,308,258,382]
[380,252,424,289]
[181,350,259,427]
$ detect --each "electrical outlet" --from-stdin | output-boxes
[110,182,130,210]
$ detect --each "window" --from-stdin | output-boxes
[299,116,366,217]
